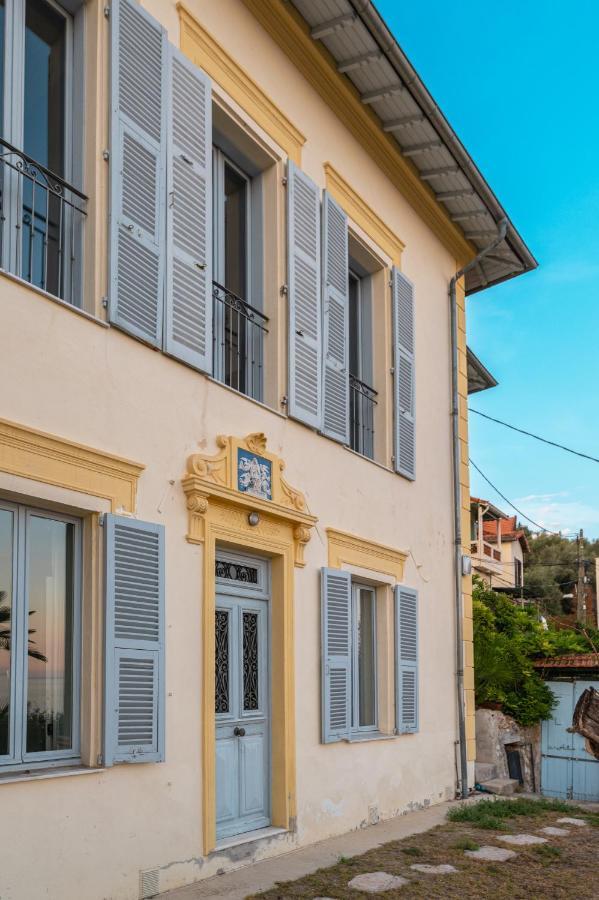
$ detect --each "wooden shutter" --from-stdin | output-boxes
[392,267,416,479]
[165,44,213,372]
[321,568,351,743]
[395,586,418,733]
[288,161,322,429]
[104,515,165,765]
[322,191,349,444]
[109,0,167,346]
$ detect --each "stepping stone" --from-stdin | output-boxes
[348,872,409,892]
[557,817,587,826]
[497,834,547,845]
[540,826,570,836]
[410,864,457,875]
[465,846,517,862]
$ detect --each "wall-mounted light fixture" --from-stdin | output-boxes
[248,511,260,527]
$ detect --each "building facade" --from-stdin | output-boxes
[470,499,528,592]
[0,1,534,897]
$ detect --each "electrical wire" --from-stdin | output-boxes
[470,408,599,464]
[469,458,561,535]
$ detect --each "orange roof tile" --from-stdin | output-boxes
[533,653,599,669]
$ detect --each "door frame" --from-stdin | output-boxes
[182,432,317,855]
[203,522,294,854]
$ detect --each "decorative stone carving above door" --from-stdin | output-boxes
[182,433,317,566]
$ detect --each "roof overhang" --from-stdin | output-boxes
[288,0,537,294]
[467,347,498,395]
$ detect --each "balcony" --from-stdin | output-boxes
[0,139,87,304]
[350,374,377,459]
[213,281,268,401]
[471,536,504,579]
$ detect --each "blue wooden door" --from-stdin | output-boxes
[215,554,270,841]
[541,680,599,801]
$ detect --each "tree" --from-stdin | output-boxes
[0,592,47,663]
[524,530,599,615]
[473,577,599,726]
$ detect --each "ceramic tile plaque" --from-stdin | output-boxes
[237,448,272,500]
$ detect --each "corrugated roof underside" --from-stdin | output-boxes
[291,0,535,294]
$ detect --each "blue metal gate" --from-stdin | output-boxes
[541,680,599,801]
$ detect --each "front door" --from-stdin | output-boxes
[215,553,270,840]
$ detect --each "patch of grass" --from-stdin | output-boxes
[584,812,599,828]
[533,844,562,860]
[448,797,577,832]
[401,846,424,856]
[454,837,480,851]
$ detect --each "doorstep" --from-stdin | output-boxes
[160,797,486,900]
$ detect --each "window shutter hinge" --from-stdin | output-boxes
[389,277,393,288]
[97,753,104,766]
[98,513,106,526]
[390,366,395,374]
[281,176,288,186]
[280,284,288,296]
[102,149,110,162]
[281,395,288,408]
[104,5,110,19]
[102,296,108,308]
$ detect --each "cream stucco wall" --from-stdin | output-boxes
[0,1,474,897]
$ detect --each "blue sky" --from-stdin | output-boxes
[377,0,599,538]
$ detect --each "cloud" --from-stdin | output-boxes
[513,495,599,537]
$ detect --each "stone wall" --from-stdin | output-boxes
[475,708,541,793]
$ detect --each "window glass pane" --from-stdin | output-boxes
[348,271,360,377]
[0,508,13,757]
[23,0,68,295]
[224,162,247,300]
[24,0,67,174]
[357,588,376,727]
[26,515,75,754]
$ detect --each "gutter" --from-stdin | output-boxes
[449,218,508,799]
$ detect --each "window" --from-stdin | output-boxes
[212,146,267,401]
[515,558,523,588]
[0,0,86,303]
[348,265,376,459]
[0,501,81,769]
[352,582,377,731]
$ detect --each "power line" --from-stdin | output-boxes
[469,408,599,464]
[469,458,561,535]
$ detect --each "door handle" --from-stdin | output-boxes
[233,726,246,737]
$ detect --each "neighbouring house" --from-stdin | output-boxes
[0,1,535,897]
[471,498,529,593]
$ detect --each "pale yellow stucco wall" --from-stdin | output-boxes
[0,1,476,897]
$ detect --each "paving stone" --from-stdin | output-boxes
[540,826,570,836]
[464,845,517,862]
[348,871,409,892]
[556,817,587,826]
[497,833,548,845]
[410,864,457,875]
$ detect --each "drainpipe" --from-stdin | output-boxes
[449,218,508,799]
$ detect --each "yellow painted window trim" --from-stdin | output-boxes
[181,433,312,854]
[327,527,407,582]
[325,162,404,265]
[242,0,475,266]
[0,417,144,512]
[177,2,306,164]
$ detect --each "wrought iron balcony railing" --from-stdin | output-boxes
[0,138,87,304]
[213,281,268,401]
[350,373,377,459]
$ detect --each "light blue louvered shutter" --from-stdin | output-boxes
[392,267,416,479]
[322,191,349,444]
[164,44,213,372]
[394,586,418,733]
[104,515,165,765]
[321,568,351,743]
[109,0,167,346]
[288,161,322,429]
